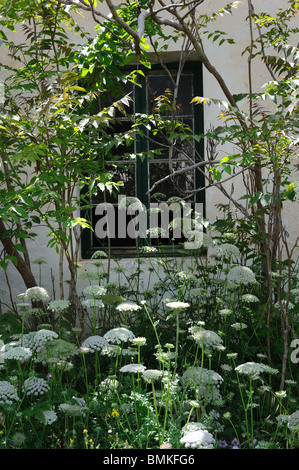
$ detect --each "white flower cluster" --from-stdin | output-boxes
[189,326,223,353]
[227,265,256,286]
[180,429,215,449]
[182,367,224,405]
[166,301,190,310]
[116,301,142,312]
[81,299,104,309]
[0,381,19,405]
[17,332,46,354]
[235,362,279,379]
[142,369,163,382]
[80,335,108,353]
[104,327,135,345]
[120,364,146,373]
[287,411,299,432]
[24,287,50,303]
[42,410,58,425]
[48,300,70,313]
[215,243,240,259]
[119,196,144,214]
[83,285,107,297]
[181,422,206,434]
[35,329,58,342]
[23,377,50,397]
[59,397,87,417]
[241,294,259,303]
[4,346,32,362]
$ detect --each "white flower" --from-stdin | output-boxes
[81,299,105,309]
[241,294,259,303]
[91,250,108,259]
[202,233,215,248]
[235,362,279,379]
[119,196,144,214]
[99,377,119,391]
[24,287,50,303]
[147,227,167,238]
[215,243,240,259]
[104,327,135,344]
[120,364,146,373]
[142,369,163,382]
[184,240,202,250]
[23,377,50,396]
[182,367,223,405]
[231,322,247,330]
[42,410,58,425]
[227,266,256,286]
[132,337,146,346]
[83,285,107,297]
[48,300,70,313]
[5,346,32,362]
[180,429,215,449]
[219,308,232,316]
[81,335,108,353]
[189,326,223,352]
[166,301,190,310]
[181,422,206,434]
[58,403,85,417]
[287,411,299,432]
[115,301,142,312]
[0,381,19,405]
[35,329,58,342]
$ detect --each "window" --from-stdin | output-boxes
[81,62,204,258]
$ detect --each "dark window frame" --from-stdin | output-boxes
[80,61,204,259]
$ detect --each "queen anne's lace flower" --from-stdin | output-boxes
[216,243,240,259]
[4,346,32,362]
[48,300,70,312]
[119,196,144,214]
[81,299,104,309]
[227,266,256,286]
[23,377,50,396]
[81,335,108,353]
[181,422,207,434]
[0,381,19,405]
[104,327,135,344]
[166,301,190,310]
[189,326,223,353]
[180,429,215,449]
[83,286,107,297]
[59,397,87,417]
[241,294,259,303]
[91,250,108,259]
[132,337,146,346]
[120,364,146,373]
[42,410,58,425]
[231,322,247,331]
[24,287,50,303]
[287,411,299,432]
[35,329,58,342]
[182,367,223,406]
[235,362,279,379]
[115,301,142,312]
[142,369,163,382]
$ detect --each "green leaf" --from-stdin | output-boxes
[12,206,28,218]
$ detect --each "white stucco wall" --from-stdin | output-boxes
[0,0,298,307]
